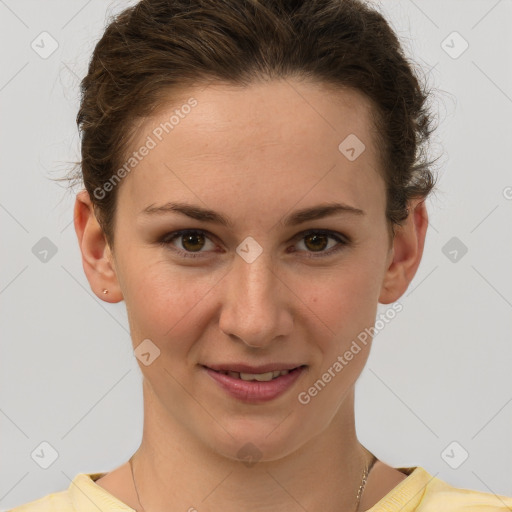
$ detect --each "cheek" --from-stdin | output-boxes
[121,255,219,344]
[300,257,384,349]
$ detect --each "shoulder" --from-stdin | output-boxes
[6,489,72,512]
[5,472,133,512]
[369,466,512,511]
[419,469,512,511]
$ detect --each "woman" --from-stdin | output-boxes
[10,0,512,511]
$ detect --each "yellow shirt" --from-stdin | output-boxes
[7,466,512,512]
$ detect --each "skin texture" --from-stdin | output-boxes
[74,79,428,512]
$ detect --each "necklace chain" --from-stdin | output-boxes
[129,451,376,512]
[356,453,377,509]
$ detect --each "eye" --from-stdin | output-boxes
[158,229,349,259]
[158,229,217,259]
[291,229,349,258]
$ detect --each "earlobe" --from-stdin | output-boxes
[378,199,429,304]
[73,190,123,303]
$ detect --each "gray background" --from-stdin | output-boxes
[1,0,512,509]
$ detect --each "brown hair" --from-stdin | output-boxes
[68,0,438,249]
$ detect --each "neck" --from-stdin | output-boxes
[130,378,374,512]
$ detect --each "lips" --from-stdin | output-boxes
[204,363,305,374]
[202,364,307,402]
[216,368,291,381]
[203,363,306,382]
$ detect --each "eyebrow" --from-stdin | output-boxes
[140,201,364,227]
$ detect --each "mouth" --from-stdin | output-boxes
[204,365,306,382]
[201,363,307,382]
[200,364,308,403]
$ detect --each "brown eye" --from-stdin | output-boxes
[294,230,349,258]
[159,229,216,259]
[181,232,206,252]
[303,232,329,252]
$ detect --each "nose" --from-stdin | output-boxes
[218,248,293,349]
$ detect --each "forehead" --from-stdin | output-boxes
[117,79,385,219]
[147,80,378,161]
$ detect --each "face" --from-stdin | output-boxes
[100,79,397,461]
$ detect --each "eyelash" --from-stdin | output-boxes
[158,229,349,259]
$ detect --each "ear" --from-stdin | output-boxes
[73,189,123,303]
[378,198,429,304]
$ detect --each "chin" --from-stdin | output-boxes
[197,414,311,465]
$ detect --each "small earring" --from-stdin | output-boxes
[102,289,109,294]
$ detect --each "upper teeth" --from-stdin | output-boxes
[219,369,291,381]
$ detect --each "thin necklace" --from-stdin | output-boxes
[356,452,377,510]
[129,451,377,512]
